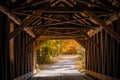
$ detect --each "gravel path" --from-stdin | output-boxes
[31,55,87,80]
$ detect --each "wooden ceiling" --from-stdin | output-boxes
[0,0,120,46]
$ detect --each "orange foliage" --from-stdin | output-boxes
[66,47,78,54]
[61,40,80,54]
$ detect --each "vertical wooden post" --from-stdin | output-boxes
[9,21,14,79]
[20,32,25,75]
[0,12,10,80]
[116,24,120,78]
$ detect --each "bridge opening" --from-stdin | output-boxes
[32,39,87,80]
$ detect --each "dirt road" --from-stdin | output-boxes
[31,55,88,80]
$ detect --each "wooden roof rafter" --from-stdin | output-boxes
[60,0,74,7]
[39,16,61,22]
[76,0,116,12]
[26,27,50,47]
[43,33,82,37]
[39,35,85,39]
[46,28,79,36]
[67,0,77,6]
[46,15,57,24]
[52,14,91,28]
[30,22,96,29]
[73,14,86,25]
[29,15,52,31]
[2,0,119,43]
[76,28,98,47]
[47,30,80,35]
[51,0,61,7]
[50,0,75,7]
[32,14,58,35]
[0,5,36,38]
[85,10,120,42]
[13,8,114,19]
[11,0,50,11]
[9,6,50,40]
[75,2,120,42]
[29,11,96,31]
[74,13,91,26]
[31,18,42,25]
[67,2,100,28]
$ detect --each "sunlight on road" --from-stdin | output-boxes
[34,55,84,77]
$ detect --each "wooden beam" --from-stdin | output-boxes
[38,17,90,26]
[45,33,78,36]
[24,28,35,37]
[42,31,83,36]
[40,16,61,21]
[44,10,113,14]
[88,28,103,36]
[12,10,112,19]
[88,12,120,36]
[41,34,84,37]
[106,12,120,25]
[39,36,85,40]
[17,7,81,13]
[47,27,83,29]
[26,28,49,47]
[9,8,46,40]
[41,16,89,22]
[9,21,14,80]
[0,6,35,38]
[85,10,120,42]
[75,3,120,42]
[12,0,50,11]
[77,28,98,47]
[30,24,93,29]
[0,6,21,25]
[76,0,114,12]
[44,10,81,14]
[85,69,119,80]
[47,30,79,34]
[11,11,30,16]
[31,22,95,29]
[18,7,114,13]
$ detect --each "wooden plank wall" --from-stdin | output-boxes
[14,30,34,79]
[0,12,35,80]
[85,19,120,80]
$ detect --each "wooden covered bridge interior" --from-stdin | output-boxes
[0,0,120,80]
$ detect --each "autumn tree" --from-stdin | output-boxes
[37,39,84,64]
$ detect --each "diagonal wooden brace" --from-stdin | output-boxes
[0,6,36,38]
[26,28,49,47]
[9,9,46,40]
[85,11,120,43]
[77,28,98,47]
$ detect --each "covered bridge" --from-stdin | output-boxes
[0,0,120,80]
